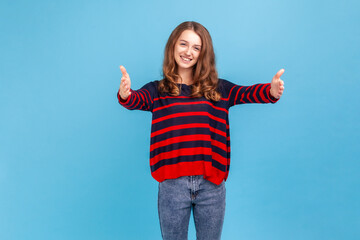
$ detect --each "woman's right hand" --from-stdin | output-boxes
[119,65,131,100]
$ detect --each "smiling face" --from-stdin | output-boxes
[174,29,202,72]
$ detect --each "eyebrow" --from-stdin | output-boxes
[179,39,201,47]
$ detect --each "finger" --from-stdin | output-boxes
[274,69,285,79]
[121,79,126,88]
[120,65,128,77]
[121,78,129,86]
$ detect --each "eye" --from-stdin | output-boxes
[194,47,200,51]
[180,43,186,46]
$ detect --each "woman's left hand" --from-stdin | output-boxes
[270,69,285,99]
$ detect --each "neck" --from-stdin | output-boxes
[177,67,193,85]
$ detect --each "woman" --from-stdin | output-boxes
[117,21,284,240]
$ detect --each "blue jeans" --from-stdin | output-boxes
[158,175,226,240]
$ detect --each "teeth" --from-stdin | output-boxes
[181,56,191,62]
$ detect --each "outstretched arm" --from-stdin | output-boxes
[224,69,285,107]
[117,65,154,111]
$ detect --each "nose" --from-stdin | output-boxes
[185,47,191,56]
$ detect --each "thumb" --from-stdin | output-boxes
[274,69,285,80]
[120,65,128,77]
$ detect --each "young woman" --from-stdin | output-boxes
[117,21,284,240]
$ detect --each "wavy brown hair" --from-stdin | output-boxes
[158,21,221,101]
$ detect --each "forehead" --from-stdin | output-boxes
[178,30,202,45]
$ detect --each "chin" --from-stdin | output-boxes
[176,60,195,70]
[180,64,194,69]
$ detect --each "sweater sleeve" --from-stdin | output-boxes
[219,79,279,108]
[117,81,156,112]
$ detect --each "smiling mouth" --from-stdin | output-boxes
[181,56,192,62]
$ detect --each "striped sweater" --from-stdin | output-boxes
[117,79,278,185]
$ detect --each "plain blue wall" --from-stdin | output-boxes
[1,0,359,239]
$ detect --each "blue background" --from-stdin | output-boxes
[1,0,359,239]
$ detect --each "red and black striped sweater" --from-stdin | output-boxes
[117,79,279,185]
